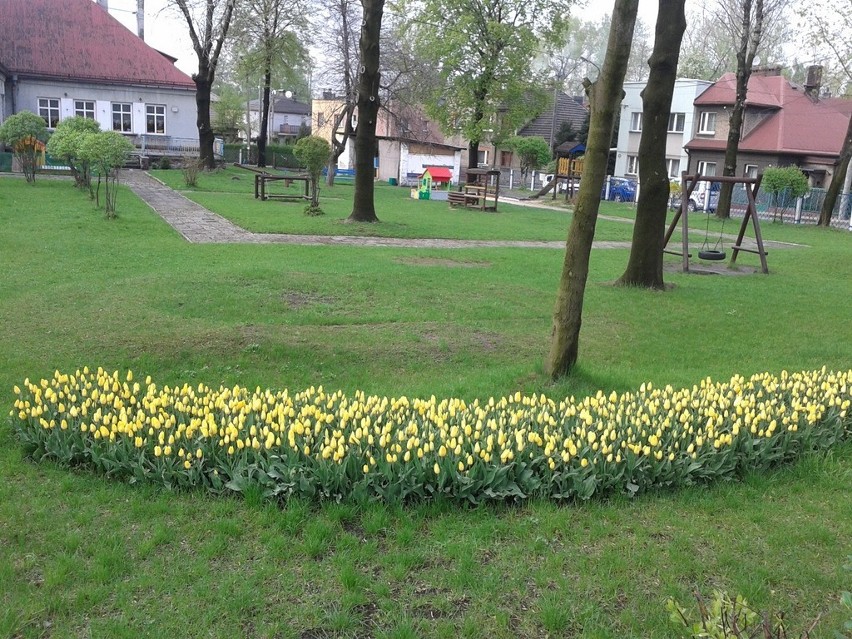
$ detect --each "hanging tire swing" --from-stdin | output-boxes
[698,201,727,261]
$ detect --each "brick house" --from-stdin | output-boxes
[684,67,852,188]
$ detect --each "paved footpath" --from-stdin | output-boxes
[123,170,796,251]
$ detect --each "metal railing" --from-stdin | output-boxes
[134,135,224,159]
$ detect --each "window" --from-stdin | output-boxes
[668,112,685,133]
[74,100,95,119]
[112,103,132,132]
[666,158,681,179]
[146,104,165,134]
[626,155,638,175]
[500,150,513,167]
[630,112,643,132]
[38,98,60,128]
[744,164,758,179]
[477,150,488,166]
[698,111,716,134]
[317,113,326,128]
[697,161,717,176]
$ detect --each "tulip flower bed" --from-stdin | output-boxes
[10,367,851,504]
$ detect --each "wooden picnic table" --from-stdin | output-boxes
[254,173,312,201]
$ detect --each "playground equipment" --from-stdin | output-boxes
[663,173,769,273]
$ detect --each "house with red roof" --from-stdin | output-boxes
[684,67,852,188]
[0,0,199,157]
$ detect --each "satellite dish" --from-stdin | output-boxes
[285,90,293,99]
[753,55,762,66]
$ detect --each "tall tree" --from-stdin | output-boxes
[312,0,360,185]
[714,0,788,219]
[406,0,574,170]
[347,0,385,222]
[678,3,789,81]
[230,0,308,167]
[801,0,852,225]
[547,0,639,378]
[171,0,239,169]
[616,0,688,289]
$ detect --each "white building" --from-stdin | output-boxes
[247,95,311,143]
[1,0,198,155]
[613,79,713,180]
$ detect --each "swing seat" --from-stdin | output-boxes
[698,249,726,261]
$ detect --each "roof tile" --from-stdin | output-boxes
[0,0,195,89]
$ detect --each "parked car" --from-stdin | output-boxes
[671,180,721,211]
[601,177,638,202]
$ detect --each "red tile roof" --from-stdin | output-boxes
[0,0,195,89]
[423,166,452,182]
[687,73,852,157]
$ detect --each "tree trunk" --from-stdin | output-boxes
[818,113,852,226]
[716,0,762,219]
[195,74,216,169]
[468,140,480,170]
[347,0,384,223]
[617,0,687,289]
[547,0,640,378]
[327,103,355,187]
[258,70,272,168]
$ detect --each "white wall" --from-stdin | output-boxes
[613,79,712,180]
[12,79,197,139]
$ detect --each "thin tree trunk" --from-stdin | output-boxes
[617,0,687,289]
[348,0,384,223]
[327,103,355,186]
[818,113,852,226]
[547,0,640,378]
[717,0,763,219]
[258,72,272,168]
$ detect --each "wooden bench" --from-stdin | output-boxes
[448,190,481,207]
[321,168,355,182]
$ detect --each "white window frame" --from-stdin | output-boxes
[668,112,685,133]
[698,111,717,134]
[630,112,643,132]
[477,150,489,166]
[697,161,717,177]
[112,102,133,133]
[74,100,96,120]
[666,158,681,179]
[626,155,639,175]
[39,98,60,128]
[744,164,758,179]
[146,104,166,134]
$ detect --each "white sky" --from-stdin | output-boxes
[107,0,678,80]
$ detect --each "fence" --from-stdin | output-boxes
[730,184,852,229]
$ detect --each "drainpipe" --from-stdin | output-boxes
[10,75,18,114]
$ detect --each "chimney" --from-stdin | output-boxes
[751,64,783,77]
[804,65,823,98]
[137,0,145,40]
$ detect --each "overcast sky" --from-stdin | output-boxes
[107,0,665,79]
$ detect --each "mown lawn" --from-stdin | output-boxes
[1,174,850,638]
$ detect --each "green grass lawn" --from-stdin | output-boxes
[1,175,851,638]
[151,166,640,241]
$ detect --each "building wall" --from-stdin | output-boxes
[614,79,712,181]
[12,79,197,139]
